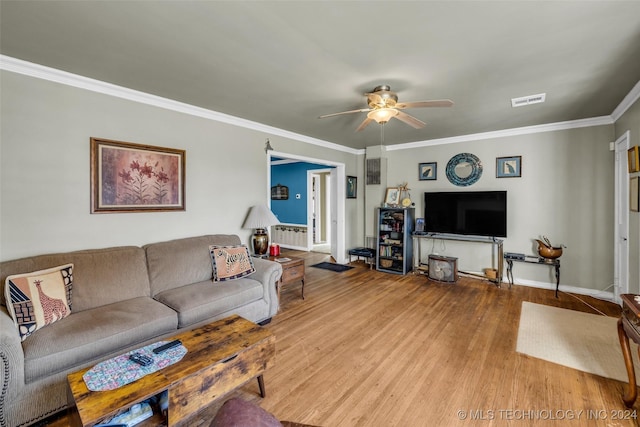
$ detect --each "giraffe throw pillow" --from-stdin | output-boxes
[209,245,255,282]
[5,264,73,341]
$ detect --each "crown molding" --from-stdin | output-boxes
[611,79,640,122]
[2,54,633,155]
[0,55,363,156]
[385,116,614,151]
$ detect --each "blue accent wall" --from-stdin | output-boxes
[271,162,333,224]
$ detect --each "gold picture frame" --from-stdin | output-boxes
[90,137,186,213]
[384,187,400,206]
[629,146,640,173]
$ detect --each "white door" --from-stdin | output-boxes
[311,173,323,244]
[615,131,630,302]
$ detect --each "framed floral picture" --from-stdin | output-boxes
[90,138,185,213]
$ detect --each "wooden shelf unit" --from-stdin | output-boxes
[376,207,414,275]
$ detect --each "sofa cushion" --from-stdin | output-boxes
[210,245,255,282]
[145,235,242,296]
[22,296,178,383]
[154,278,263,328]
[5,264,73,341]
[0,246,151,312]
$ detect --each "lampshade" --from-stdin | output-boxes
[242,205,279,230]
[367,108,398,124]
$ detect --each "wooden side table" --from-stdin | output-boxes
[505,255,561,297]
[269,256,305,300]
[618,294,640,407]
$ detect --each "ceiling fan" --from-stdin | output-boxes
[319,85,453,132]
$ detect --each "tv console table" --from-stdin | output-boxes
[411,233,504,285]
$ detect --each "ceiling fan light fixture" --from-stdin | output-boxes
[367,108,398,124]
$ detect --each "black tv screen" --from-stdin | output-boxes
[424,191,507,238]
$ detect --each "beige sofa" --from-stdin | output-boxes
[0,235,281,427]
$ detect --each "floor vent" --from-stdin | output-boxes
[511,93,546,107]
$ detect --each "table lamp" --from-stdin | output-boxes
[242,205,279,256]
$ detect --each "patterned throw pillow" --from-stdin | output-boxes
[209,245,255,282]
[5,264,73,341]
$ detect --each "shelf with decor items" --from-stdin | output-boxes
[376,207,414,274]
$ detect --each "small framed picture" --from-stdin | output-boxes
[346,176,357,199]
[419,162,437,181]
[628,146,640,173]
[631,176,639,212]
[384,187,400,206]
[271,184,289,200]
[415,218,425,233]
[496,156,522,178]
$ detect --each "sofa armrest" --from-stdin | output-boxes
[0,308,25,417]
[251,258,282,317]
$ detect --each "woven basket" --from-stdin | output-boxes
[380,259,393,268]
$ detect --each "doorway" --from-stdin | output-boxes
[615,130,630,302]
[310,170,332,254]
[268,151,347,264]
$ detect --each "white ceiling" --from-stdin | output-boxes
[2,1,640,150]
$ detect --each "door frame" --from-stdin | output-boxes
[614,130,630,303]
[309,169,332,246]
[268,151,347,264]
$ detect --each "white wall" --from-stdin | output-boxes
[0,71,361,260]
[615,97,640,294]
[367,125,615,293]
[2,67,633,296]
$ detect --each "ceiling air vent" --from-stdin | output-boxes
[511,93,546,108]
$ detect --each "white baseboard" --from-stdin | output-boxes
[278,244,309,252]
[509,278,618,304]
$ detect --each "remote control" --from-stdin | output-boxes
[153,339,182,354]
[129,352,154,367]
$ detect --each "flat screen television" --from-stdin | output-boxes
[424,191,507,238]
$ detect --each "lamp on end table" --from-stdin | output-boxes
[242,205,279,257]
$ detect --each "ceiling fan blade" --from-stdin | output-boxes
[395,111,426,129]
[395,99,454,109]
[355,117,373,132]
[318,108,371,119]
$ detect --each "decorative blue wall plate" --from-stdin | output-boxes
[445,153,482,186]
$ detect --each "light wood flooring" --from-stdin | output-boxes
[42,250,637,427]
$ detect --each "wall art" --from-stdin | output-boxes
[631,176,639,212]
[91,138,185,213]
[384,187,400,206]
[496,156,522,178]
[419,162,437,181]
[346,176,357,199]
[629,146,639,173]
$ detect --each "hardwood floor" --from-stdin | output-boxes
[42,249,637,426]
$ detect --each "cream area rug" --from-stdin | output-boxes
[516,301,640,383]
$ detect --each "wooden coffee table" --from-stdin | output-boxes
[68,315,275,426]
